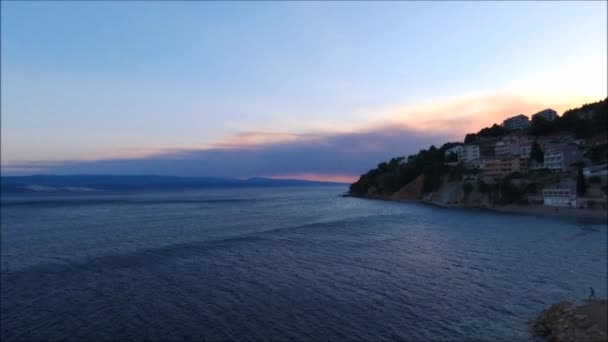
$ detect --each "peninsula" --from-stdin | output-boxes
[348,98,608,219]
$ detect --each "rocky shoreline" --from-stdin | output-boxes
[533,300,607,342]
[346,194,608,220]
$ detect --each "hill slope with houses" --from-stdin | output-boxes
[348,98,608,215]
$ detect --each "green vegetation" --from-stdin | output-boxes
[349,143,458,196]
[588,176,602,184]
[445,152,458,163]
[462,182,473,199]
[497,174,525,204]
[447,163,466,181]
[577,167,587,196]
[530,141,544,163]
[476,179,491,194]
[585,143,608,164]
[526,98,607,138]
[464,124,508,143]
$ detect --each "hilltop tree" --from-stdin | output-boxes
[464,133,477,144]
[530,115,556,136]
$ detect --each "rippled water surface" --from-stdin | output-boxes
[1,186,606,341]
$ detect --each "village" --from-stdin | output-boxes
[442,108,607,210]
[348,98,608,216]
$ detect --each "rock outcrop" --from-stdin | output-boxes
[533,300,607,342]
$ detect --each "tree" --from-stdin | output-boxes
[477,179,491,194]
[448,163,465,181]
[530,141,544,163]
[462,182,473,199]
[445,152,458,163]
[464,133,477,144]
[577,167,587,196]
[585,144,608,164]
[530,115,556,136]
[499,177,522,204]
[477,124,508,138]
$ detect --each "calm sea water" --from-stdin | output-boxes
[1,186,606,341]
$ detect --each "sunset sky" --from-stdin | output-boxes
[1,1,606,182]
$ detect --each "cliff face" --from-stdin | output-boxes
[423,178,491,207]
[391,174,424,200]
[369,174,493,207]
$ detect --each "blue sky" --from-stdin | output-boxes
[1,1,606,181]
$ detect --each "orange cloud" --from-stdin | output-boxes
[212,132,308,149]
[374,92,604,138]
[204,92,604,153]
[264,173,356,183]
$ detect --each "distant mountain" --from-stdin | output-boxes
[0,175,346,193]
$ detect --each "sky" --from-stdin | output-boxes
[1,1,607,182]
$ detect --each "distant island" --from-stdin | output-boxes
[0,175,346,193]
[348,98,608,219]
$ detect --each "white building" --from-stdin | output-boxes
[583,164,608,178]
[532,109,558,122]
[494,141,511,156]
[495,135,533,157]
[542,188,577,207]
[503,114,530,130]
[543,151,564,172]
[445,145,480,162]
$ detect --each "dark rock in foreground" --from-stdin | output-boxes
[533,299,607,342]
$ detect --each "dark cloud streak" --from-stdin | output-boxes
[6,126,453,179]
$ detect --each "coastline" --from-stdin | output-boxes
[346,194,608,221]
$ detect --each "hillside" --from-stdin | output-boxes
[348,98,608,207]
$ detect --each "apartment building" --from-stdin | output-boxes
[494,135,532,157]
[537,143,584,172]
[445,145,480,162]
[532,108,558,122]
[544,152,564,171]
[542,188,577,207]
[502,114,530,130]
[482,158,528,177]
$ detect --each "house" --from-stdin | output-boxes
[482,158,527,177]
[502,114,530,130]
[583,164,608,178]
[537,143,584,171]
[532,109,558,122]
[445,145,480,162]
[494,141,512,156]
[573,138,586,146]
[462,145,480,161]
[542,188,577,207]
[494,135,532,157]
[543,151,565,172]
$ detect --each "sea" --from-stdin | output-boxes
[1,186,606,341]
